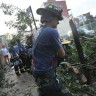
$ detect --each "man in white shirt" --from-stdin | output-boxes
[1,45,9,63]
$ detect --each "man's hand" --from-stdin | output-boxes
[57,48,65,58]
[57,48,65,66]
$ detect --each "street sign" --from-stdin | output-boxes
[26,6,37,30]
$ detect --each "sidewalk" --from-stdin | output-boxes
[0,65,39,96]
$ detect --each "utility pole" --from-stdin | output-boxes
[29,6,37,30]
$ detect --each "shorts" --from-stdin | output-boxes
[4,55,8,59]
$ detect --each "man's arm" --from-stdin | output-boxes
[57,48,65,57]
[50,29,65,58]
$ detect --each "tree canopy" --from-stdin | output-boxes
[0,3,38,32]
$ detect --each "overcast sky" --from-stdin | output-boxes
[0,0,96,35]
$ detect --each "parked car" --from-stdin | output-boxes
[67,28,95,37]
[77,28,94,36]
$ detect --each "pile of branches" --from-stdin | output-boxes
[57,65,96,96]
[58,32,96,95]
[81,36,96,64]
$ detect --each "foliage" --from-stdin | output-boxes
[60,31,96,95]
[0,3,19,15]
[81,36,96,64]
[9,32,23,45]
[4,11,34,31]
[66,34,96,64]
[0,3,39,44]
[57,65,95,95]
[0,3,38,32]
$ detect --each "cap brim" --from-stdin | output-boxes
[36,8,63,20]
[36,8,46,15]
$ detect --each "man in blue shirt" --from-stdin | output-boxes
[32,4,65,79]
[32,5,73,96]
[9,41,18,57]
[9,41,25,75]
[16,39,26,55]
[16,39,31,73]
[32,4,66,96]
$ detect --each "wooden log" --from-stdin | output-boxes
[61,62,87,83]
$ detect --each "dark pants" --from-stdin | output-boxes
[14,63,24,73]
[33,69,56,83]
[19,54,31,72]
[33,69,72,96]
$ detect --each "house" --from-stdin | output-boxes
[77,12,92,25]
[76,12,94,29]
[41,0,72,37]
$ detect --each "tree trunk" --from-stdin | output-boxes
[29,23,33,33]
[0,50,4,73]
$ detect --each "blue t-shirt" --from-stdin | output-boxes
[15,44,25,54]
[9,46,17,57]
[33,27,62,71]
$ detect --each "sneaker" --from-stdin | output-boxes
[16,72,21,76]
[20,69,25,73]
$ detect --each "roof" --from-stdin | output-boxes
[0,35,5,37]
[44,1,69,17]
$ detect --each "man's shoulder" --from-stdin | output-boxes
[9,47,13,51]
[44,27,58,36]
[44,27,57,32]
